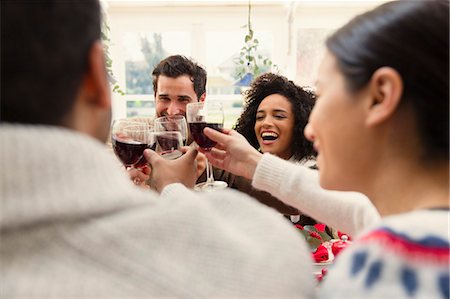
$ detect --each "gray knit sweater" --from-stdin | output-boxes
[0,124,314,298]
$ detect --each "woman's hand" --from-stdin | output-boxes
[144,147,199,192]
[200,128,262,180]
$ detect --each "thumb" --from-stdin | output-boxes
[144,149,161,165]
[180,147,198,163]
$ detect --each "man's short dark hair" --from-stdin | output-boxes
[152,55,207,99]
[1,0,102,125]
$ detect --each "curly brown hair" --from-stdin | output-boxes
[234,73,316,161]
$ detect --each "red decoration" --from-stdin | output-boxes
[314,223,326,232]
[313,244,329,262]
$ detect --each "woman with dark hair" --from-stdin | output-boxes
[203,0,449,297]
[235,73,316,162]
[218,73,317,221]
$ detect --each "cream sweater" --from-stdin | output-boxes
[0,124,315,298]
[253,154,381,237]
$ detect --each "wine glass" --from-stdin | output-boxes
[154,115,188,146]
[186,101,228,191]
[111,119,154,184]
[154,131,183,160]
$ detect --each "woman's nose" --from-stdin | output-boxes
[304,122,315,142]
[261,117,273,128]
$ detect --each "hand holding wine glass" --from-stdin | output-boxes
[186,102,228,190]
[143,147,200,192]
[200,127,263,181]
[111,119,154,185]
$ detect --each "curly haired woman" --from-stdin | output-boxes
[217,73,320,224]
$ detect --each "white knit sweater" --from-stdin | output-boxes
[253,154,381,237]
[0,124,315,298]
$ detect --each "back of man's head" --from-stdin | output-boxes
[1,0,101,125]
[152,55,207,100]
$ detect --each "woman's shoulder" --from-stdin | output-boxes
[320,213,449,298]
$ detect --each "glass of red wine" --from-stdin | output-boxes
[154,131,183,160]
[154,115,188,146]
[111,119,154,184]
[186,101,228,191]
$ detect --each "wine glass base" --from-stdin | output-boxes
[194,181,228,191]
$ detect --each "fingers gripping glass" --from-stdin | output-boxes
[186,102,228,191]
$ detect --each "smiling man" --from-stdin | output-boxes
[152,55,206,118]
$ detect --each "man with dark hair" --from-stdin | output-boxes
[152,55,206,118]
[0,0,314,297]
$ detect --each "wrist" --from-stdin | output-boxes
[244,150,262,180]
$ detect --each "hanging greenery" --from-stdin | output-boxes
[101,18,125,95]
[234,0,277,81]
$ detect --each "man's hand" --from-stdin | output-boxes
[200,128,263,180]
[195,151,207,179]
[144,147,199,192]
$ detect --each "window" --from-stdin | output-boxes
[124,31,191,95]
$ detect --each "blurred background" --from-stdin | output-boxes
[102,0,389,128]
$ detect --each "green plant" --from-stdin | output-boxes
[102,18,125,95]
[234,0,276,81]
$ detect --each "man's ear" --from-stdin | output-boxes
[366,67,403,127]
[81,41,111,110]
[199,92,206,102]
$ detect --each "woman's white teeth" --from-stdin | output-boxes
[262,132,278,141]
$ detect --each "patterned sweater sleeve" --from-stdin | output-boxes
[251,153,381,237]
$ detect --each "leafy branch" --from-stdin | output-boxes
[234,0,276,80]
[102,18,125,95]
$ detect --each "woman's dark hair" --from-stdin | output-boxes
[326,0,449,162]
[1,0,101,125]
[152,55,207,99]
[234,73,316,161]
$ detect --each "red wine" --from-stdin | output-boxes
[189,122,222,149]
[156,134,180,151]
[112,136,155,167]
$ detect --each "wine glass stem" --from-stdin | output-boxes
[206,160,215,184]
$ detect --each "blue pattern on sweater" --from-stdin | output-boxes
[351,251,368,276]
[400,266,418,296]
[438,272,449,299]
[365,260,383,289]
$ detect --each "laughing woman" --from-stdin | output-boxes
[216,73,316,221]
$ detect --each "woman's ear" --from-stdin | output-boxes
[366,67,403,127]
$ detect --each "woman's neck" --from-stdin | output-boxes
[366,159,449,217]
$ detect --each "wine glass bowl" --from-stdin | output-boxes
[186,102,228,191]
[154,115,188,146]
[111,119,154,169]
[154,131,183,160]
